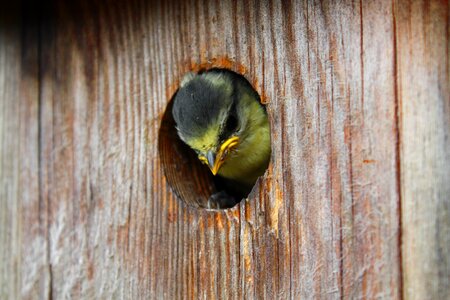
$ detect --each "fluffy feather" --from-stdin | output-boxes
[172,69,271,196]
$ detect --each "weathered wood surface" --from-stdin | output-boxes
[0,0,448,299]
[0,3,50,299]
[396,0,450,298]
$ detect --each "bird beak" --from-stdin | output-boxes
[206,150,219,175]
[206,136,239,176]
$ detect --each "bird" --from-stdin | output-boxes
[172,68,271,208]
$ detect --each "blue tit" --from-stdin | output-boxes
[172,69,271,206]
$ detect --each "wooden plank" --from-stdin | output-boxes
[2,0,447,298]
[0,2,49,299]
[35,0,404,298]
[279,1,401,298]
[396,0,450,299]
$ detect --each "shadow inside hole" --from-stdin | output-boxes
[159,98,244,209]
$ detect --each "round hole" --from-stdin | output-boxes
[158,68,270,210]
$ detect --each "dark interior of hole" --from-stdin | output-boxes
[158,69,265,209]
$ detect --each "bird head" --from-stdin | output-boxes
[172,70,246,175]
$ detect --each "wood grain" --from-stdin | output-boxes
[0,2,50,299]
[0,0,448,299]
[396,0,450,299]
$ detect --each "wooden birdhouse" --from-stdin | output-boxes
[1,0,448,299]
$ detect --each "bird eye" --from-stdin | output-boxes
[224,115,238,132]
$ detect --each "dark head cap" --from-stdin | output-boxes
[172,73,233,144]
